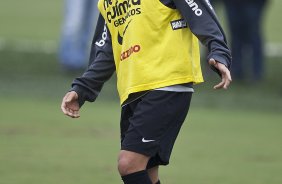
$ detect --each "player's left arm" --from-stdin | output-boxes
[172,0,232,89]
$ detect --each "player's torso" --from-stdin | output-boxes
[98,0,203,104]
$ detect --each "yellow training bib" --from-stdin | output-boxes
[98,0,204,104]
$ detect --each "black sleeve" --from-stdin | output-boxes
[70,14,115,107]
[172,0,232,75]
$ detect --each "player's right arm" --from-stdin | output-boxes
[61,14,115,118]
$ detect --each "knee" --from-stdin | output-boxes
[118,155,134,176]
[117,151,149,176]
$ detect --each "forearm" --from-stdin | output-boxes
[173,0,232,70]
[70,14,115,107]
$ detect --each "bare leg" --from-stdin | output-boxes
[118,150,150,176]
[148,166,159,184]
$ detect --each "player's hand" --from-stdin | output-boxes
[209,58,232,90]
[61,91,80,118]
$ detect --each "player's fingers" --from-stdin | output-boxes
[72,110,80,118]
[61,99,68,114]
[65,107,78,118]
[223,77,231,89]
[65,107,80,118]
[61,93,78,118]
[227,70,232,81]
[209,59,232,90]
[61,105,68,115]
[223,81,229,89]
[214,81,224,89]
[222,70,232,89]
[68,111,80,118]
[214,78,226,89]
[68,108,74,114]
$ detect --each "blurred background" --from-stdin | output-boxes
[0,0,281,183]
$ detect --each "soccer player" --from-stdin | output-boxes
[61,0,232,183]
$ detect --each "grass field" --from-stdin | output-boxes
[0,0,282,183]
[0,0,62,41]
[0,98,281,184]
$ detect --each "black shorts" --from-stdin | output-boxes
[120,90,192,168]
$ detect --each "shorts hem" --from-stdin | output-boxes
[121,146,169,168]
[121,145,156,158]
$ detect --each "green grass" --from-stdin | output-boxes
[264,0,282,43]
[0,99,121,184]
[0,0,63,41]
[0,97,281,184]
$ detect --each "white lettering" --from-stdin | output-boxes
[185,0,203,16]
[95,24,107,47]
[171,20,187,30]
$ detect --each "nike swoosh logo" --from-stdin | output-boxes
[142,138,155,143]
[117,31,123,45]
[118,19,132,45]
